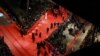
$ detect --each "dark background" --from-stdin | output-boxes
[53,0,99,26]
[52,0,99,56]
[0,0,99,26]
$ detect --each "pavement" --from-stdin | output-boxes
[62,16,93,55]
[71,23,92,52]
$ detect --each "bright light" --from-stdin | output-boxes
[38,24,41,26]
[45,13,47,19]
[0,12,4,17]
[29,7,31,9]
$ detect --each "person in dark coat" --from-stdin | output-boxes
[54,23,56,27]
[37,42,41,56]
[50,23,53,29]
[57,23,59,27]
[42,42,46,49]
[37,48,40,56]
[46,28,49,33]
[32,33,35,41]
[39,32,42,37]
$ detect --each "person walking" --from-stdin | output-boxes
[57,23,59,27]
[46,28,49,33]
[54,22,56,27]
[32,33,35,41]
[39,32,42,37]
[37,42,41,56]
[50,23,53,29]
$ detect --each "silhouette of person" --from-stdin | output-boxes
[37,42,41,56]
[42,42,46,49]
[54,23,56,27]
[46,28,49,33]
[57,23,59,27]
[39,32,42,37]
[50,23,53,29]
[37,48,40,56]
[32,33,35,41]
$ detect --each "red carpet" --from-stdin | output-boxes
[0,6,69,56]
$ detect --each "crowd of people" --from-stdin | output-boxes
[31,22,62,42]
[0,36,13,56]
[36,40,61,56]
[45,17,71,55]
[30,3,67,42]
[29,3,68,55]
[37,41,46,56]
